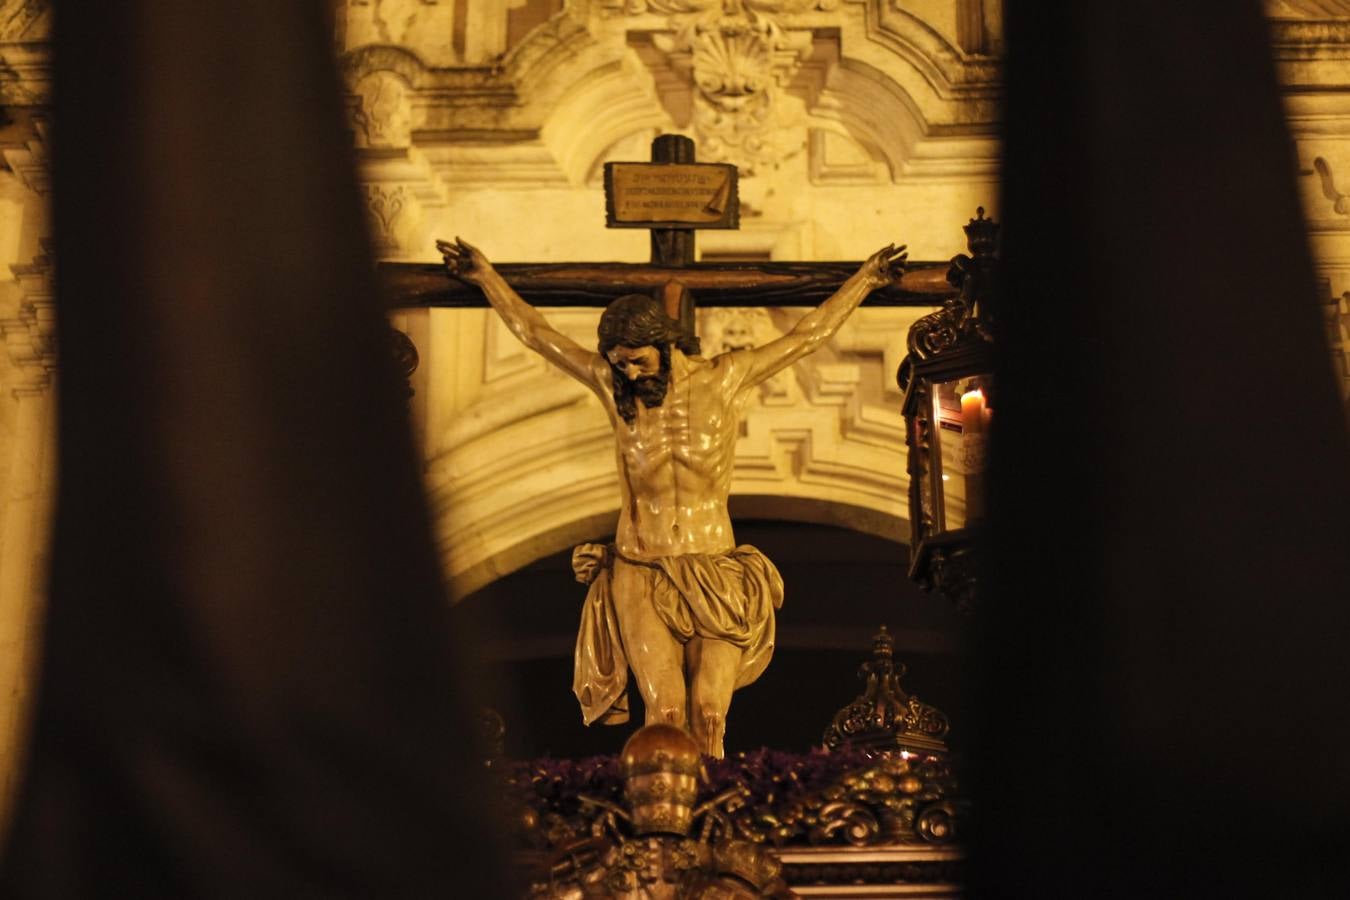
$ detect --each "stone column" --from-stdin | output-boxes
[0,253,55,836]
[345,67,445,259]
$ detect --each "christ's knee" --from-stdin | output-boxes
[693,703,726,757]
[646,698,686,728]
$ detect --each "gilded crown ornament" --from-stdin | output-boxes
[621,724,704,836]
[898,207,998,375]
[961,205,999,259]
[822,627,951,756]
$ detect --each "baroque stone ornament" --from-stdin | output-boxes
[822,627,951,756]
[620,0,833,173]
[697,307,792,402]
[1310,156,1350,216]
[351,69,412,149]
[366,184,409,254]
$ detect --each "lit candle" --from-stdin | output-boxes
[960,388,987,525]
[960,388,986,436]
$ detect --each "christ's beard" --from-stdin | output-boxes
[632,371,670,408]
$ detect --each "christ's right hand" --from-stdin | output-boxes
[437,237,492,285]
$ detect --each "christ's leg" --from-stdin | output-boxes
[612,560,687,728]
[686,637,741,758]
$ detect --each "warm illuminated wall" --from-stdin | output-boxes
[0,0,1349,822]
[341,1,1350,592]
[339,0,1004,592]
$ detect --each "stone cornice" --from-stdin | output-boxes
[865,0,1000,101]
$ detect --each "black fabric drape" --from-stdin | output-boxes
[2,2,507,895]
[975,3,1350,897]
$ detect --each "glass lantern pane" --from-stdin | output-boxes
[931,376,992,531]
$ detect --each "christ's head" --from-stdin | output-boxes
[597,293,699,425]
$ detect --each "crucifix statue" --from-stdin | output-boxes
[434,136,907,758]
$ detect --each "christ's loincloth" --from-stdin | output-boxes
[570,543,784,726]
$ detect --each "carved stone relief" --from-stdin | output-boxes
[365,183,422,256]
[615,0,833,173]
[344,0,451,60]
[1,251,54,395]
[698,306,795,403]
[1309,156,1350,216]
[351,70,413,149]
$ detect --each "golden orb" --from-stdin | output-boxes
[620,722,702,777]
[621,724,703,836]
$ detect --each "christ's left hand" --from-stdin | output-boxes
[859,243,908,289]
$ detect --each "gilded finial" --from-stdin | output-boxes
[822,627,951,757]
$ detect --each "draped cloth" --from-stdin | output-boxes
[1,2,511,893]
[571,543,785,726]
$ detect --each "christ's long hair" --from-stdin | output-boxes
[598,294,700,425]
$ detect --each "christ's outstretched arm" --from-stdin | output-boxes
[737,243,907,387]
[437,237,603,388]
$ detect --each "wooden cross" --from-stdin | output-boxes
[378,135,956,318]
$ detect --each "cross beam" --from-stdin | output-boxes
[378,259,956,309]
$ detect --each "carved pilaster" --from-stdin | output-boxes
[0,114,49,197]
[365,183,412,255]
[341,52,444,258]
[0,243,53,831]
[2,251,54,396]
[1330,288,1350,407]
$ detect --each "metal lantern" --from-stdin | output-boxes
[897,209,999,614]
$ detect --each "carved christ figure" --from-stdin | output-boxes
[438,238,907,757]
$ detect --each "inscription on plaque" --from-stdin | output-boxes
[604,162,739,230]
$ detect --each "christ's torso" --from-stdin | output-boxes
[604,351,748,560]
